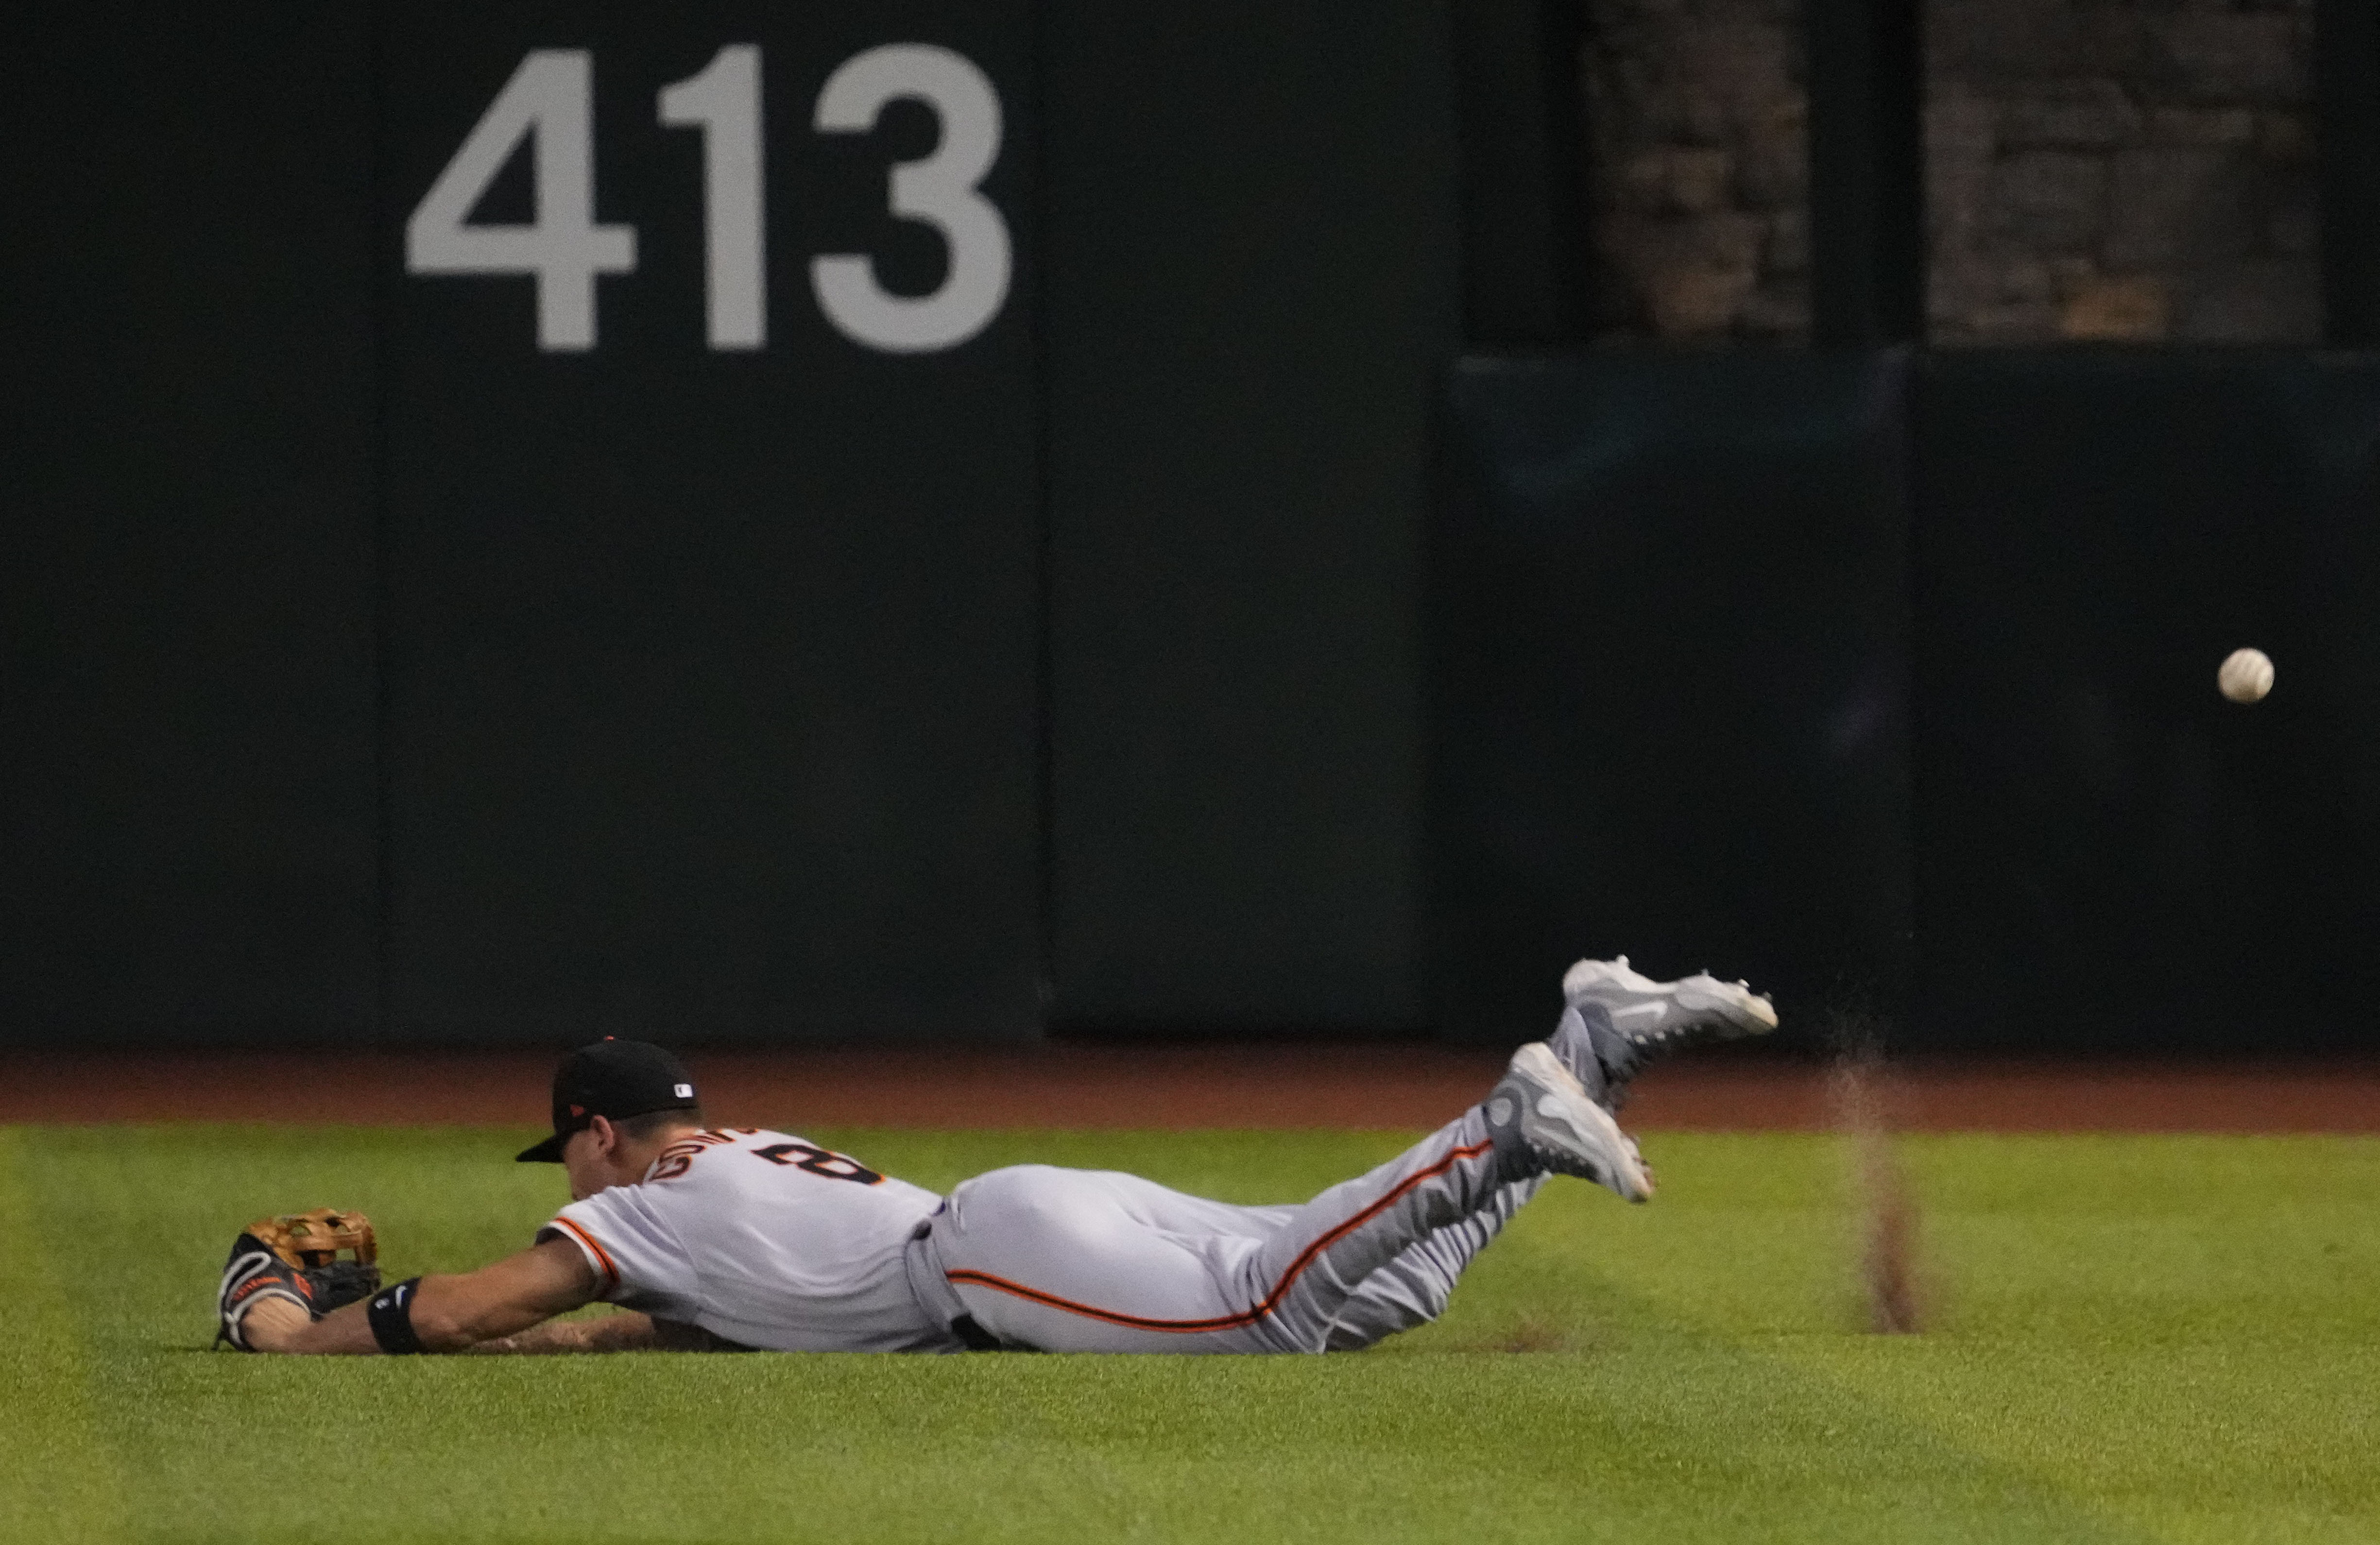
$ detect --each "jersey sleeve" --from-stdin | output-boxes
[538,1184,702,1313]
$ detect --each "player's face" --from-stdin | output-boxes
[561,1126,609,1201]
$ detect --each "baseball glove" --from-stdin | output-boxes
[215,1208,381,1351]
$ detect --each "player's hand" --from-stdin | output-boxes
[215,1209,382,1352]
[234,1293,312,1352]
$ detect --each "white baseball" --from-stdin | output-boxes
[2218,647,2273,704]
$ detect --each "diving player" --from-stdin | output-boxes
[219,959,1774,1356]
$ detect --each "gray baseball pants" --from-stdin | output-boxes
[908,1106,1545,1353]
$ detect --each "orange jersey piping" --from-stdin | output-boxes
[549,1216,620,1290]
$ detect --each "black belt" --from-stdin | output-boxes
[915,1210,1033,1352]
[949,1313,1016,1352]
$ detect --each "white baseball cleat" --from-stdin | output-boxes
[1551,956,1778,1111]
[1483,1041,1654,1203]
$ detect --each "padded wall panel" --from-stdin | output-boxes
[1432,355,1913,1047]
[1044,0,1459,1030]
[1913,353,2380,1050]
[378,2,1040,1043]
[0,8,377,1044]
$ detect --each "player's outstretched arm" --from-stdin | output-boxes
[240,1238,600,1355]
[471,1312,745,1355]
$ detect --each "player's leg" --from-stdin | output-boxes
[1320,1175,1544,1351]
[1205,1039,1661,1351]
[1057,1176,1555,1352]
[1290,961,1780,1353]
[1552,957,1777,1110]
[924,1128,1511,1355]
[1215,1069,1608,1355]
[939,1166,1548,1352]
[915,1164,1294,1352]
[925,1042,1642,1353]
[1312,960,1779,1351]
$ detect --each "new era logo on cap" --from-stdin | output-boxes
[674,1084,693,1098]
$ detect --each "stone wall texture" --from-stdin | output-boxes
[1584,0,1813,341]
[1581,0,2320,344]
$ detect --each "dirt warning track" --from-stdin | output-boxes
[2,1047,2374,1132]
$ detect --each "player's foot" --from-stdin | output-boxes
[1550,956,1777,1112]
[1483,1041,1654,1203]
[214,1232,311,1352]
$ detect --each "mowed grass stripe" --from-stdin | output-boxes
[8,1126,2378,1544]
[1765,1138,2380,1545]
[0,1128,130,1544]
[1576,1134,2380,1545]
[29,1351,2131,1545]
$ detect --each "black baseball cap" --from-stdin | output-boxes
[515,1038,702,1162]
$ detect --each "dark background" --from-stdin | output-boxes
[377,3,1042,1045]
[1431,353,1913,1046]
[5,1,2376,1053]
[4,10,379,1044]
[1041,0,1457,1034]
[1438,350,2380,1052]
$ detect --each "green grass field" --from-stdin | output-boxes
[3,1124,2375,1544]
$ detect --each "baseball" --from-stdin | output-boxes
[2218,647,2274,704]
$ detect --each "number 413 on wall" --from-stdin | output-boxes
[405,44,1010,355]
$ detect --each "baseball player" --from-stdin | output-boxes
[218,958,1774,1357]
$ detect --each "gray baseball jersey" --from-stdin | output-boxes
[542,1127,961,1352]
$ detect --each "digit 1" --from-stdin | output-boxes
[658,44,767,351]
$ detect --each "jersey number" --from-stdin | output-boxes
[753,1142,883,1185]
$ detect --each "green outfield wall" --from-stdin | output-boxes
[5,4,2376,1052]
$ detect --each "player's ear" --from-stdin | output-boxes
[587,1113,618,1159]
